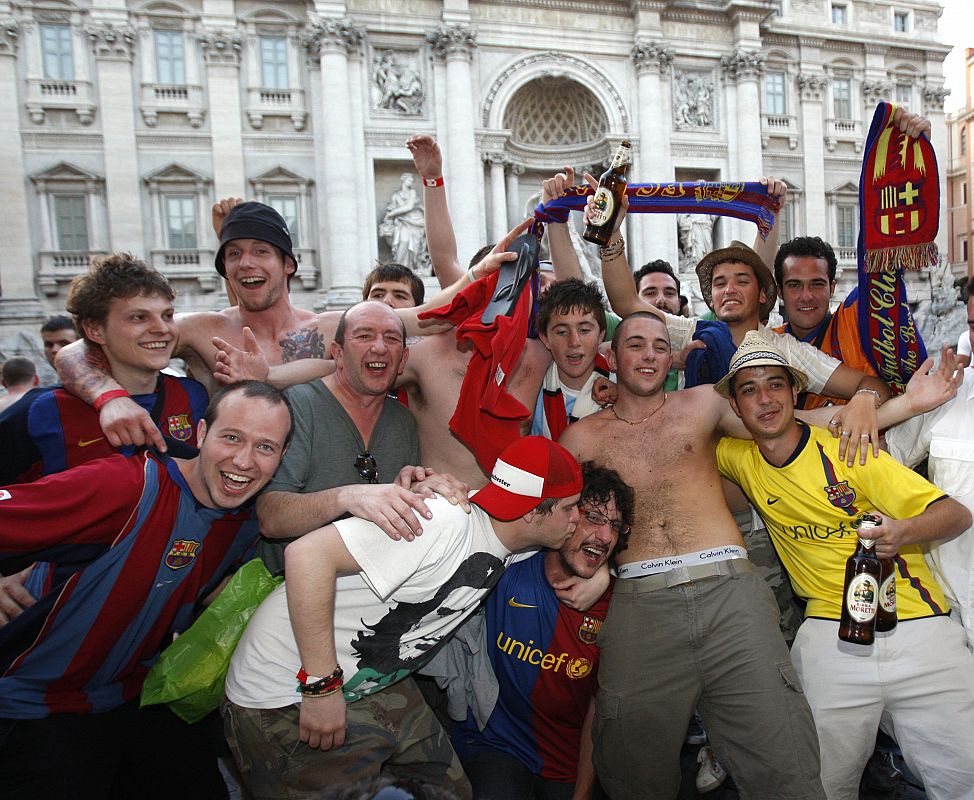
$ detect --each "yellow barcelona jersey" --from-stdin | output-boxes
[717,423,949,621]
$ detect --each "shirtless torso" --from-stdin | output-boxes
[399,331,550,487]
[560,386,743,562]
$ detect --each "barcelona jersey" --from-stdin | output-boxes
[451,553,611,782]
[717,423,948,621]
[0,452,258,718]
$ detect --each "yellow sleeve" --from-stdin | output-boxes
[852,449,947,520]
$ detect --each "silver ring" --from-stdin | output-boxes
[828,418,839,427]
[840,431,851,437]
[860,433,870,439]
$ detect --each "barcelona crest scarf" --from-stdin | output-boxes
[533,181,780,238]
[857,102,936,393]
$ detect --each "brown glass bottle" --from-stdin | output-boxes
[876,555,898,632]
[838,518,881,645]
[583,140,632,247]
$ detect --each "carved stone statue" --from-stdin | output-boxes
[673,71,715,130]
[378,174,430,275]
[914,259,967,354]
[678,213,716,270]
[372,51,424,115]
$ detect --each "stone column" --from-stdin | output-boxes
[485,153,508,242]
[923,84,950,255]
[200,31,246,202]
[0,22,42,320]
[305,18,365,308]
[427,24,482,260]
[721,48,764,243]
[631,40,675,267]
[797,73,828,238]
[506,163,524,229]
[88,24,144,254]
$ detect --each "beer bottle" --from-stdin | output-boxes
[838,516,882,645]
[583,140,631,247]
[876,554,898,632]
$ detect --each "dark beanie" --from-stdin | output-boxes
[214,202,296,278]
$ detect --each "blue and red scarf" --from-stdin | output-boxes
[533,181,779,238]
[857,102,936,393]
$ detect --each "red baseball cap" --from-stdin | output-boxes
[471,436,583,521]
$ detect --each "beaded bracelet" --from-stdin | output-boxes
[296,665,344,697]
[93,389,131,412]
[600,235,625,261]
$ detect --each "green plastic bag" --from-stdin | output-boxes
[140,558,282,723]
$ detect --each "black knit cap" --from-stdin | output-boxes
[214,202,296,278]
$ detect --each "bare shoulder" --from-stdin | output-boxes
[559,409,613,460]
[175,309,237,351]
[668,385,726,427]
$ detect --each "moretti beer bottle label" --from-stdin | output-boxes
[845,572,879,623]
[589,188,614,227]
[880,572,896,614]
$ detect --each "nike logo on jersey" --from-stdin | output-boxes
[766,497,781,505]
[78,437,105,447]
[508,596,537,609]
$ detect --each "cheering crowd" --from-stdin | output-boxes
[1,105,973,800]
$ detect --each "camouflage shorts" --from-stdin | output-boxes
[223,677,471,800]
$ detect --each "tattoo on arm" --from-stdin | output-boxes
[58,344,118,402]
[280,327,326,362]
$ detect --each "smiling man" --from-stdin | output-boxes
[223,436,584,799]
[0,380,293,800]
[0,253,208,489]
[446,462,635,800]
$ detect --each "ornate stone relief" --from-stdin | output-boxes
[87,24,136,61]
[371,50,423,115]
[672,69,715,130]
[200,31,242,65]
[796,72,827,102]
[0,21,18,57]
[862,80,892,104]
[922,85,949,112]
[378,173,430,275]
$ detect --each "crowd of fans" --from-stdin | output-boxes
[1,110,973,800]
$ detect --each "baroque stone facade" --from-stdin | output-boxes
[0,0,952,362]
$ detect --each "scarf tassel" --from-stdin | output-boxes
[863,242,940,273]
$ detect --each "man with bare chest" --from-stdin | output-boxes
[559,312,825,800]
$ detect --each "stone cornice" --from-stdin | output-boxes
[199,30,242,65]
[87,23,136,62]
[427,23,476,60]
[304,17,365,56]
[631,39,674,74]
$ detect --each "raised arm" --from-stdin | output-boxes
[54,339,167,451]
[406,135,464,287]
[542,167,584,282]
[751,176,787,273]
[285,525,361,751]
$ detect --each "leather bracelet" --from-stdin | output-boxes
[93,389,130,412]
[296,665,343,696]
[423,176,444,188]
[854,388,883,408]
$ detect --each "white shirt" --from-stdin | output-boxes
[665,315,841,395]
[226,499,524,707]
[886,370,974,650]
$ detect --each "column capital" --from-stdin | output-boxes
[796,72,827,102]
[631,39,673,75]
[720,48,764,82]
[87,23,136,62]
[861,80,892,105]
[505,162,526,177]
[922,84,950,113]
[304,17,365,56]
[199,30,242,65]
[483,151,509,167]
[427,24,476,60]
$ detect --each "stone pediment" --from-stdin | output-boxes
[30,162,102,184]
[829,180,859,195]
[143,163,210,184]
[251,166,312,186]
